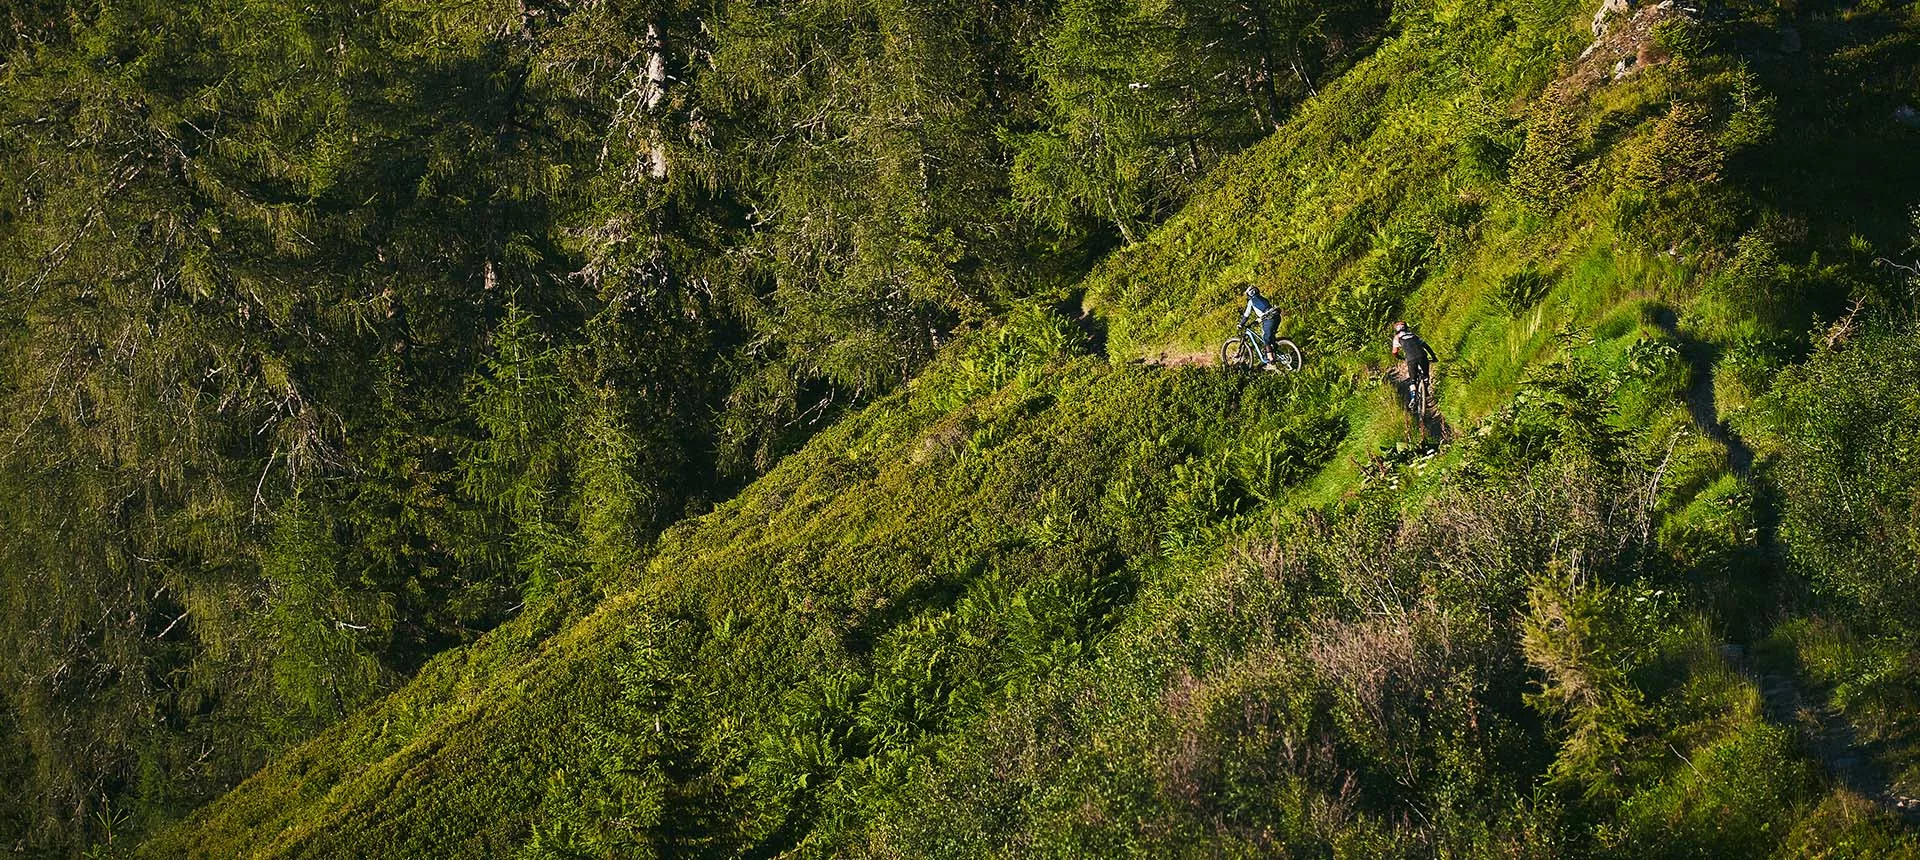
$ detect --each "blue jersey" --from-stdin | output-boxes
[1241,294,1273,324]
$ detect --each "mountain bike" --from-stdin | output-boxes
[1221,319,1303,372]
[1406,362,1434,422]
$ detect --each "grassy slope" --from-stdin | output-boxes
[143,341,1352,856]
[142,0,1920,855]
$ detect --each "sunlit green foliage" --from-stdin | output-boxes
[137,328,1356,857]
[5,0,1920,855]
[1010,0,1389,244]
[1749,326,1920,634]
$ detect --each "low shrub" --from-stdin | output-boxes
[1745,327,1920,634]
[1606,720,1820,859]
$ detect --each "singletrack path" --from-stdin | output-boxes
[1384,365,1451,440]
[1723,644,1920,824]
[1141,348,1221,368]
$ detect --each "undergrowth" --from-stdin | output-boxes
[134,0,1920,855]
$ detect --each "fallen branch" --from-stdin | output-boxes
[156,611,190,640]
[1825,294,1869,348]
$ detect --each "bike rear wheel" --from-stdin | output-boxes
[1270,339,1303,372]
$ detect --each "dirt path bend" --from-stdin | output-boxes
[1141,350,1454,441]
[1647,309,1754,476]
[1723,644,1920,824]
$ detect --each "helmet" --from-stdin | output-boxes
[1244,284,1260,298]
[1392,321,1409,333]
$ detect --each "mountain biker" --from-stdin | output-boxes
[1390,321,1436,408]
[1240,285,1281,365]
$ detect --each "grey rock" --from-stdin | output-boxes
[1592,0,1633,36]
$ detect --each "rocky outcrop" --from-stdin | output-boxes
[1569,0,1701,90]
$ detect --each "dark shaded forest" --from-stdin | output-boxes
[1,0,1391,852]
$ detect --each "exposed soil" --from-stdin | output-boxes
[1724,644,1920,825]
[1648,308,1755,476]
[1384,364,1451,441]
[1141,348,1222,368]
[1682,341,1755,476]
[1564,0,1700,95]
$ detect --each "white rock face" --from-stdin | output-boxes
[1592,0,1633,36]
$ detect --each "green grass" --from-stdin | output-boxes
[139,0,1920,854]
[142,343,1356,857]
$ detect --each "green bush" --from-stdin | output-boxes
[1496,267,1555,315]
[1327,225,1435,348]
[1510,99,1591,216]
[1622,101,1725,192]
[1607,721,1820,859]
[1745,328,1920,634]
[1650,17,1713,61]
[1710,336,1784,416]
[1523,571,1660,801]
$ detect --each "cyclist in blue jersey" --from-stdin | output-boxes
[1240,285,1280,366]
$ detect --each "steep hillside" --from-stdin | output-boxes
[140,334,1355,856]
[138,0,1920,856]
[0,0,1395,849]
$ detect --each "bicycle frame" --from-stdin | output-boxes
[1236,323,1271,363]
[1406,363,1433,420]
[1225,319,1301,372]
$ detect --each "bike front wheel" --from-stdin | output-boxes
[1222,337,1252,370]
[1270,339,1304,372]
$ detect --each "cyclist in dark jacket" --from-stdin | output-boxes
[1391,321,1436,405]
[1241,285,1280,364]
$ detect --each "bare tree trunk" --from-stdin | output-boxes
[642,23,671,180]
[1247,0,1288,131]
[644,24,668,112]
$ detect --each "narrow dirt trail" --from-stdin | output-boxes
[1141,348,1220,368]
[1648,309,1754,476]
[1139,346,1455,442]
[1724,645,1920,823]
[1681,341,1755,476]
[1383,365,1451,440]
